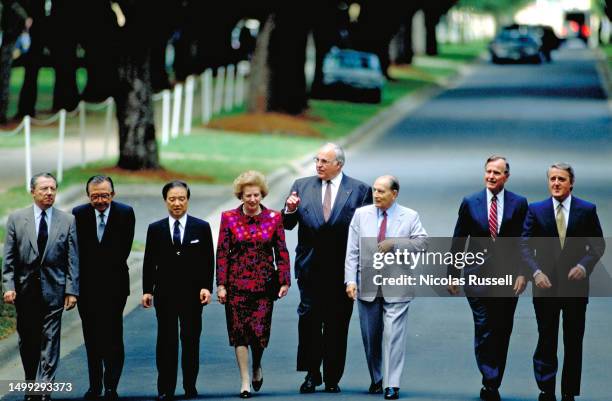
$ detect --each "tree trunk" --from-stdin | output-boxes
[247,14,274,113]
[115,51,159,170]
[424,9,440,56]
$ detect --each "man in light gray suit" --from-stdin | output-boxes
[345,175,427,400]
[2,172,79,399]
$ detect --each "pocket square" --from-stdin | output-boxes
[190,239,200,244]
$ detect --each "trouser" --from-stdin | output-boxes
[15,289,64,383]
[533,298,587,396]
[358,298,411,388]
[467,297,518,390]
[154,300,203,396]
[296,284,353,385]
[78,295,127,392]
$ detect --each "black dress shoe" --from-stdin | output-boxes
[157,394,174,401]
[104,390,119,401]
[299,372,322,393]
[324,383,340,393]
[239,391,251,399]
[84,389,101,401]
[252,378,263,392]
[184,388,198,399]
[384,387,400,400]
[561,395,575,401]
[368,380,383,394]
[539,392,557,401]
[480,387,501,401]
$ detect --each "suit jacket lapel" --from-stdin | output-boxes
[328,176,353,225]
[499,191,513,235]
[161,218,173,248]
[542,198,558,237]
[100,202,116,245]
[309,178,325,227]
[566,198,578,238]
[182,215,193,246]
[25,207,38,254]
[476,190,489,234]
[43,207,61,259]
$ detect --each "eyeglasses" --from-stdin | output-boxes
[90,193,112,201]
[313,157,336,166]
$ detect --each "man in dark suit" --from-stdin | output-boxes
[72,175,135,401]
[142,180,215,401]
[447,156,528,401]
[2,172,79,400]
[283,143,372,393]
[521,163,605,401]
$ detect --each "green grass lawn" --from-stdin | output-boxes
[0,258,17,340]
[603,44,612,70]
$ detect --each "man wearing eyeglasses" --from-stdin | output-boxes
[283,143,372,394]
[72,175,135,401]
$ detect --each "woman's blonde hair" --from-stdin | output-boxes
[233,170,269,199]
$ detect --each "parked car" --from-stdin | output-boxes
[320,47,384,103]
[489,29,543,64]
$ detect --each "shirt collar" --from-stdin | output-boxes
[326,172,343,186]
[97,205,110,219]
[33,204,52,219]
[486,188,504,204]
[169,214,188,228]
[378,201,397,218]
[553,195,572,211]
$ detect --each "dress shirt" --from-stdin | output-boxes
[34,204,52,236]
[486,188,504,234]
[96,207,110,230]
[552,195,571,228]
[321,172,343,211]
[168,214,187,244]
[377,201,398,231]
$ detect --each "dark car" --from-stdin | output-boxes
[489,29,543,64]
[319,47,385,103]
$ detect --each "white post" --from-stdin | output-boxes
[224,64,235,112]
[201,68,213,124]
[161,89,171,145]
[183,75,195,135]
[57,110,66,183]
[171,83,183,138]
[79,101,86,168]
[24,116,32,192]
[235,62,245,107]
[213,66,225,114]
[103,98,114,159]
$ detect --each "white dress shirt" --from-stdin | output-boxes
[34,204,52,236]
[552,195,571,228]
[168,214,188,244]
[486,188,504,234]
[321,172,343,211]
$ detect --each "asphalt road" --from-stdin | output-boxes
[2,45,611,401]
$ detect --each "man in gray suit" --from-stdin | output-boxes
[2,172,79,399]
[345,175,427,400]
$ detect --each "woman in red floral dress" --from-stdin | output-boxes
[216,171,290,398]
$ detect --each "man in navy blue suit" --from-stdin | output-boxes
[448,155,528,401]
[521,163,605,401]
[283,143,372,394]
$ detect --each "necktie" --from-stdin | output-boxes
[489,195,498,240]
[556,203,566,248]
[173,220,181,246]
[378,211,387,243]
[323,180,332,222]
[38,210,48,255]
[97,213,106,242]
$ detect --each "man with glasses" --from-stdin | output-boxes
[283,143,372,394]
[72,175,135,401]
[2,172,79,401]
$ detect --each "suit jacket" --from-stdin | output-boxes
[520,196,605,298]
[142,215,214,303]
[345,203,428,302]
[2,205,79,308]
[72,201,135,299]
[283,174,372,289]
[448,189,528,296]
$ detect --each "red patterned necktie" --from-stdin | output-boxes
[378,210,387,243]
[489,195,498,240]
